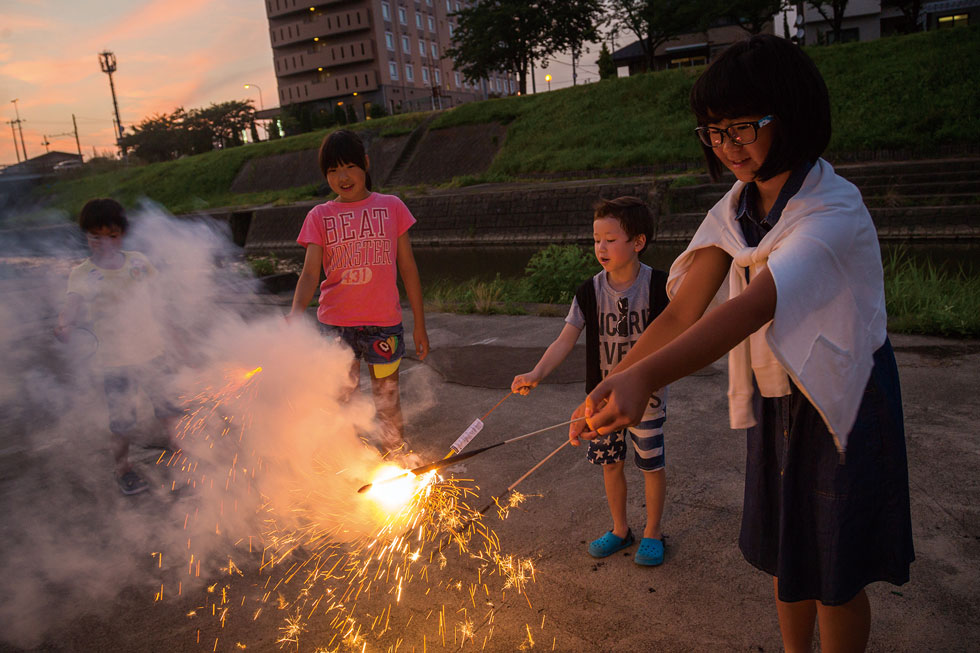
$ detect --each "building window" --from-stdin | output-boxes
[385,31,394,50]
[823,27,859,43]
[416,13,423,28]
[449,23,454,37]
[401,35,410,53]
[668,55,707,68]
[419,39,426,56]
[431,42,438,58]
[446,0,451,12]
[389,61,399,80]
[427,0,432,5]
[398,7,407,24]
[434,69,441,85]
[455,2,461,11]
[405,64,414,81]
[381,1,390,21]
[422,67,429,83]
[454,72,461,88]
[428,15,435,32]
[938,13,969,28]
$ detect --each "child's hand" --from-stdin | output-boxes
[413,324,429,360]
[53,323,71,343]
[510,372,539,395]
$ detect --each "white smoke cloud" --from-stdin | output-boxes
[0,202,408,648]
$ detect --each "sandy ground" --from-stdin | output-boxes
[1,294,978,652]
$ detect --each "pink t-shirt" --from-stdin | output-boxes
[297,192,416,327]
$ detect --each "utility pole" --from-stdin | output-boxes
[40,135,51,153]
[98,51,124,153]
[7,120,20,163]
[10,99,27,161]
[72,114,82,159]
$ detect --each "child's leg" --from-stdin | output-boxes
[369,366,405,451]
[641,468,666,540]
[815,589,870,653]
[773,578,817,653]
[111,432,132,476]
[601,461,628,539]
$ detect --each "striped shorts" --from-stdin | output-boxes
[587,410,666,472]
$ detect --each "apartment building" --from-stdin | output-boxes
[264,0,517,120]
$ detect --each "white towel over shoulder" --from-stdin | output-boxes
[667,159,887,451]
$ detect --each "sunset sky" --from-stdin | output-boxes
[0,1,604,168]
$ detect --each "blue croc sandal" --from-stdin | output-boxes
[588,529,635,558]
[634,537,665,566]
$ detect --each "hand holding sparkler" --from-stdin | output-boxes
[581,365,650,439]
[510,371,541,396]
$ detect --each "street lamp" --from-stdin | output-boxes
[243,83,264,110]
[544,74,552,91]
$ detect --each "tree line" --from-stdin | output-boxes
[448,0,927,94]
[118,100,260,163]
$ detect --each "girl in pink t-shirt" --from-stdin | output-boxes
[288,130,429,455]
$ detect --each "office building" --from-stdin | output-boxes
[264,0,517,120]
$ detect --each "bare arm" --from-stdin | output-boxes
[55,293,83,341]
[511,322,582,394]
[583,262,778,437]
[396,232,429,360]
[287,244,323,321]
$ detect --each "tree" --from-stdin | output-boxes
[446,0,601,95]
[116,100,257,161]
[597,42,618,80]
[882,0,923,33]
[727,0,787,35]
[605,0,708,72]
[546,0,604,86]
[806,0,849,44]
[446,1,547,95]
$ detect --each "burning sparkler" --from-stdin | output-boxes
[153,354,558,651]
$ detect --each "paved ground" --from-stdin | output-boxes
[1,289,978,652]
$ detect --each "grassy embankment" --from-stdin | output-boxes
[34,26,978,214]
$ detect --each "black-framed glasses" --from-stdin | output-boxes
[695,115,773,148]
[616,297,629,337]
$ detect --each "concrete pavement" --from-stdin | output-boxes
[1,297,978,652]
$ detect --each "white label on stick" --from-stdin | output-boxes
[450,418,484,453]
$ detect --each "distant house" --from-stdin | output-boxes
[611,18,773,75]
[0,151,83,177]
[613,0,978,77]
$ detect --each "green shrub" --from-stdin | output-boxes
[248,254,279,277]
[522,244,598,304]
[884,249,980,337]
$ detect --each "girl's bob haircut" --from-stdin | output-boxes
[690,34,831,182]
[318,129,373,190]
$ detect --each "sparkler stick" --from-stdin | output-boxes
[357,417,584,493]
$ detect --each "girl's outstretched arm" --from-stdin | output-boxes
[396,233,429,360]
[287,244,323,322]
[583,263,777,438]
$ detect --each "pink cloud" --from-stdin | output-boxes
[90,0,216,47]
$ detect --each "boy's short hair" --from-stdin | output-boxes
[79,198,128,234]
[318,129,373,190]
[689,34,831,182]
[594,196,654,255]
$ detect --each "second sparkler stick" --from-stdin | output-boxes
[357,417,584,493]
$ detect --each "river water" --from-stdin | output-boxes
[412,242,979,283]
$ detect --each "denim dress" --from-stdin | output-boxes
[734,166,915,604]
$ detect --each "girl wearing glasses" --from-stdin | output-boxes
[574,34,912,652]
